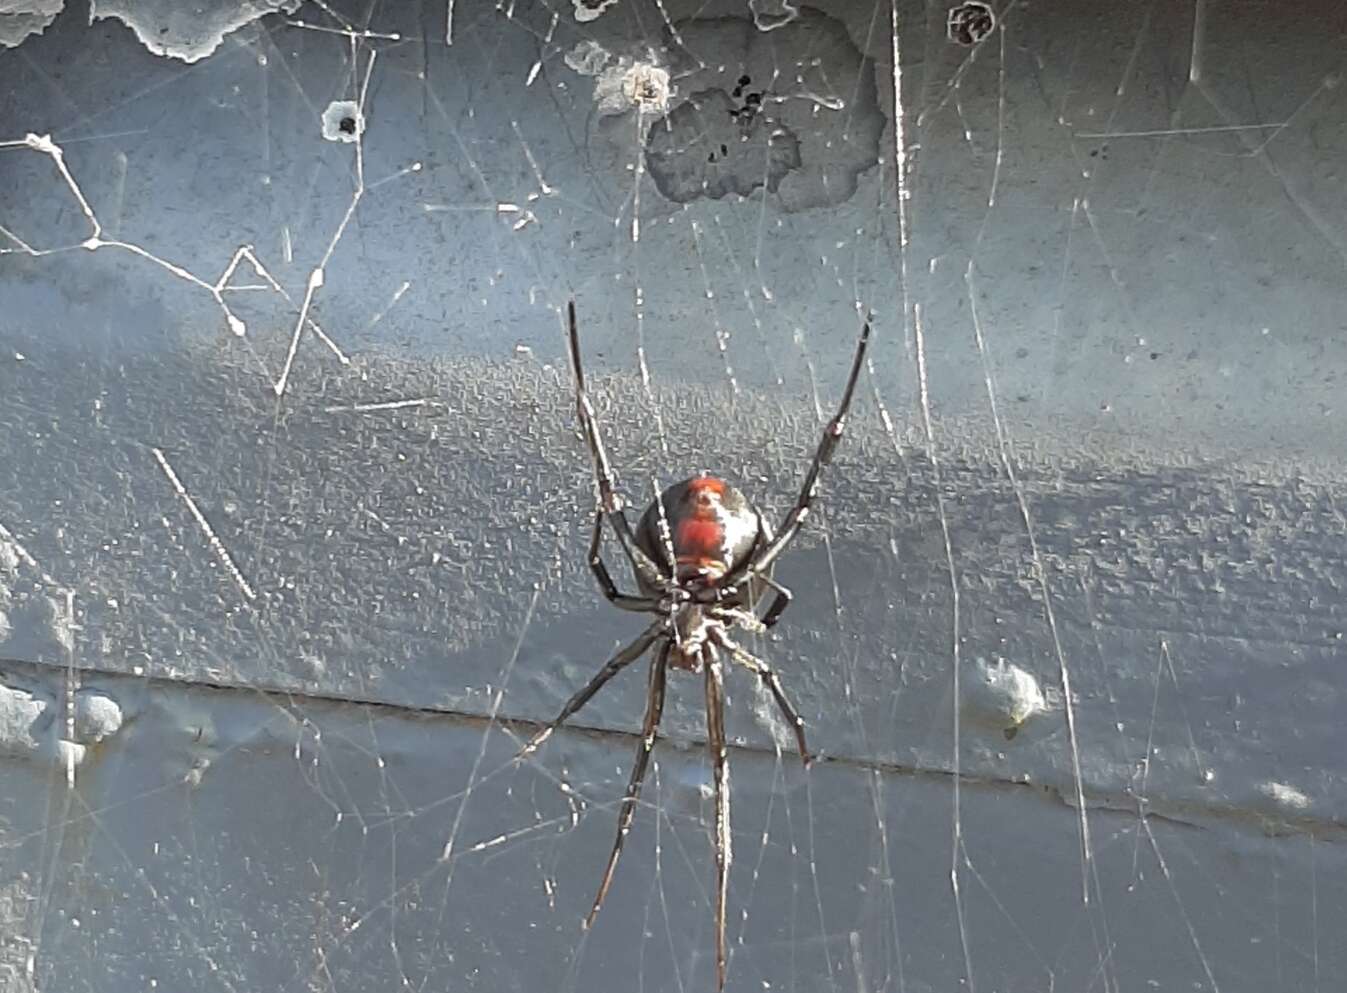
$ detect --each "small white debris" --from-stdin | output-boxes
[572,0,620,23]
[963,656,1049,739]
[594,58,671,118]
[74,690,124,743]
[564,39,610,75]
[0,681,47,758]
[566,42,671,125]
[1258,781,1310,811]
[0,677,125,765]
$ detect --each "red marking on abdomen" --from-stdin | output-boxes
[675,518,724,558]
[687,476,727,497]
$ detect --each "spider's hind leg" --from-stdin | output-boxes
[716,634,811,767]
[703,644,731,991]
[585,640,670,928]
[517,620,663,759]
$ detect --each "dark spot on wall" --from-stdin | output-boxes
[646,89,803,203]
[642,8,884,211]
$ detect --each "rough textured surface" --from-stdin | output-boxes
[2,0,1346,989]
[3,342,1347,835]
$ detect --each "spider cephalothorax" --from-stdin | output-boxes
[519,300,869,990]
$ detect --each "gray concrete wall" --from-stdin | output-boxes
[1,0,1344,990]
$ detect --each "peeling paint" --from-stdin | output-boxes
[90,0,302,63]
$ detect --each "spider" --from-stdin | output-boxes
[520,300,870,990]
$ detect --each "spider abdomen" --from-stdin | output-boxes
[634,475,765,591]
[674,516,725,567]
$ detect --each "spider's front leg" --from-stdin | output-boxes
[567,300,667,594]
[586,507,658,612]
[743,319,871,579]
[752,570,794,629]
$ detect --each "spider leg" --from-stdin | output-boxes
[755,572,794,629]
[567,301,668,592]
[587,507,660,612]
[585,640,670,928]
[716,634,811,767]
[703,644,731,991]
[741,319,870,580]
[517,621,663,759]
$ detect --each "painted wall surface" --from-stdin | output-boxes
[1,0,1344,990]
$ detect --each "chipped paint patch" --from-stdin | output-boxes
[322,101,365,143]
[91,0,302,63]
[0,0,60,49]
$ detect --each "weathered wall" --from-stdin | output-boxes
[2,0,1344,990]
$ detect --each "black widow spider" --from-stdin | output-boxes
[520,301,869,989]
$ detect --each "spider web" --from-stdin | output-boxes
[2,0,1346,990]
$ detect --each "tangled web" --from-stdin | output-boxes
[1,0,1344,991]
